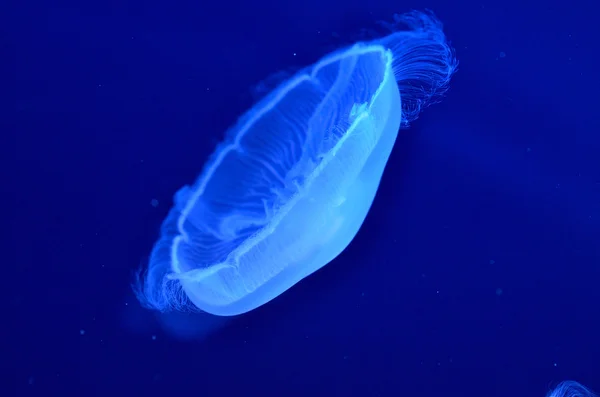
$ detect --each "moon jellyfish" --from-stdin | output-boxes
[134,10,458,316]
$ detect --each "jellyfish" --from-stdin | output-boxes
[134,10,458,316]
[547,381,597,397]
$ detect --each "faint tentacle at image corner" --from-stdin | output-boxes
[133,10,457,320]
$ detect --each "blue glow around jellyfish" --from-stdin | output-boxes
[134,10,458,316]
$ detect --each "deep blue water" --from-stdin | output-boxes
[6,0,599,396]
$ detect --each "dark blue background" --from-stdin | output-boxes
[6,0,599,396]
